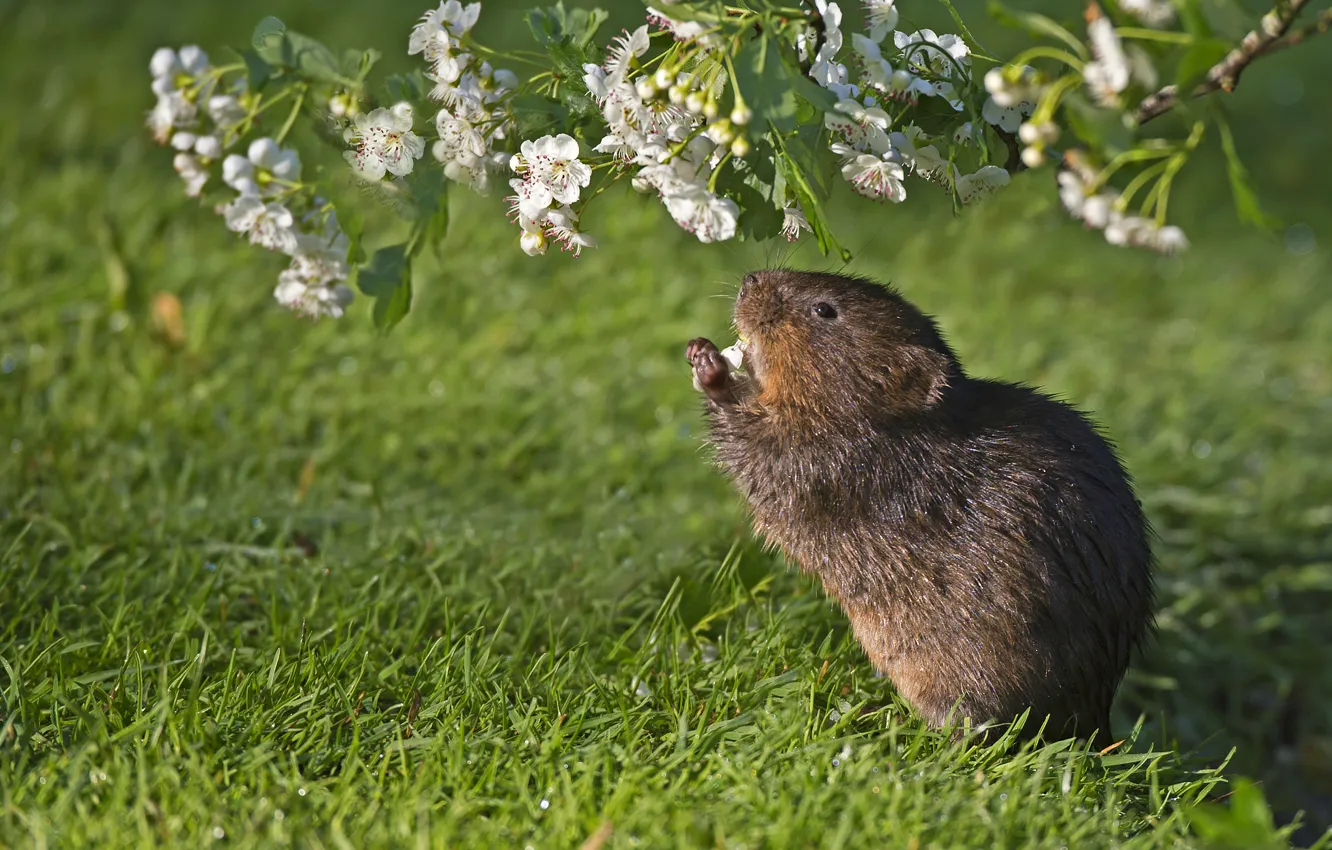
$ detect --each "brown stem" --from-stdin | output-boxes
[1136,0,1322,124]
[994,127,1024,172]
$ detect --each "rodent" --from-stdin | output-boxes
[687,268,1154,746]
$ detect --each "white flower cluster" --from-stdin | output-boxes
[807,1,1010,208]
[580,24,742,244]
[220,139,355,318]
[1058,162,1188,255]
[148,46,354,319]
[147,46,246,198]
[508,134,596,256]
[409,0,517,194]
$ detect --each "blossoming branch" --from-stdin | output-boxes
[145,0,1329,327]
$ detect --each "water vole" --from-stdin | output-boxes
[687,269,1154,745]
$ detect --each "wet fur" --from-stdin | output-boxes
[691,269,1154,745]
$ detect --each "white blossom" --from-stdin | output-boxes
[893,29,969,108]
[663,184,740,243]
[223,196,298,253]
[222,137,302,197]
[801,0,847,88]
[781,206,812,241]
[343,104,425,180]
[890,127,953,183]
[956,165,1010,204]
[1120,0,1176,28]
[146,92,195,144]
[981,97,1034,133]
[605,26,650,86]
[1083,11,1129,106]
[544,205,597,257]
[509,133,592,219]
[825,99,893,154]
[275,257,354,320]
[842,154,907,202]
[863,0,899,42]
[173,153,209,197]
[983,65,1041,108]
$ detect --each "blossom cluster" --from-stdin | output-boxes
[1058,159,1188,254]
[809,1,1013,213]
[582,23,742,244]
[147,0,1285,327]
[146,46,354,318]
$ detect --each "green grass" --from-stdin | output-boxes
[3,0,1332,846]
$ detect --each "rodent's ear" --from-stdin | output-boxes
[897,345,952,409]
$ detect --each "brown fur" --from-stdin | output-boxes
[687,269,1155,746]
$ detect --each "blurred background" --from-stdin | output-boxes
[2,0,1330,841]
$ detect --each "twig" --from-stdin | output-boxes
[1136,0,1320,124]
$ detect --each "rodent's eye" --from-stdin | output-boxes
[812,301,838,320]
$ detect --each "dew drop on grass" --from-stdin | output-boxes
[10,440,21,454]
[428,380,445,398]
[205,562,217,571]
[298,788,306,797]
[212,827,225,839]
[1192,440,1212,459]
[539,799,550,810]
[274,810,284,822]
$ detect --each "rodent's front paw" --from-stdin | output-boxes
[686,337,732,400]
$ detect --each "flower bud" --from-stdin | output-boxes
[668,85,687,105]
[520,230,548,256]
[1018,122,1041,146]
[730,105,753,126]
[631,174,655,194]
[707,119,734,146]
[1020,146,1046,168]
[685,91,706,114]
[730,136,751,158]
[194,135,222,159]
[702,99,719,120]
[654,68,673,89]
[983,68,1006,96]
[890,69,912,91]
[635,77,657,100]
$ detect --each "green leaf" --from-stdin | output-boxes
[251,16,286,51]
[1185,778,1287,850]
[527,2,609,48]
[771,128,846,260]
[355,245,413,332]
[239,48,272,90]
[735,33,799,133]
[341,211,366,266]
[347,48,382,83]
[1174,37,1228,92]
[986,1,1088,60]
[385,71,429,105]
[1176,0,1214,38]
[1217,113,1278,231]
[251,16,353,86]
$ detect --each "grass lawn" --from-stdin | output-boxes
[2,0,1332,846]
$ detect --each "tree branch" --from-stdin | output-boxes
[1135,0,1322,125]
